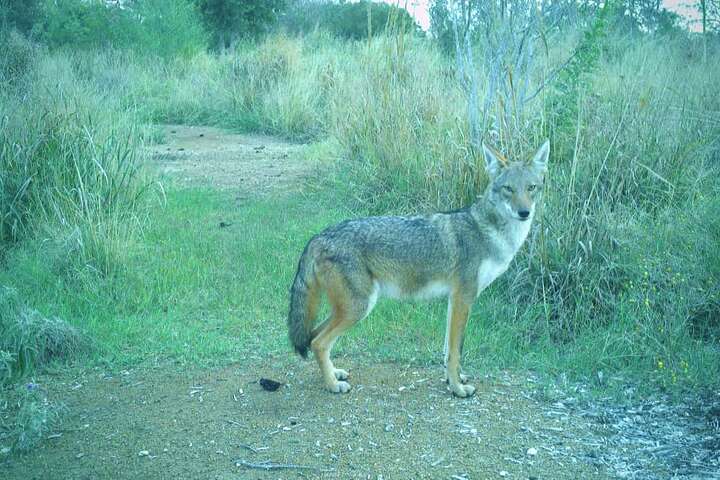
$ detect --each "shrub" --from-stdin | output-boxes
[0,287,88,383]
[39,0,207,58]
[0,383,65,453]
[0,29,37,87]
[0,0,43,37]
[282,0,420,40]
[0,51,150,276]
[196,0,287,50]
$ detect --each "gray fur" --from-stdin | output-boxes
[287,141,550,396]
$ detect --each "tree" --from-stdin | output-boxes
[429,0,454,54]
[195,0,287,50]
[0,0,43,36]
[282,0,419,40]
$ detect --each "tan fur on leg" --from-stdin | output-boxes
[446,292,475,397]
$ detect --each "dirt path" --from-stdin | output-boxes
[148,124,316,194]
[2,359,608,480]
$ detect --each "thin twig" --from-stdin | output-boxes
[523,48,580,105]
[235,459,333,472]
[237,443,267,453]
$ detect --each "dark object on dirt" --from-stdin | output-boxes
[178,148,185,151]
[219,221,232,228]
[199,133,204,137]
[259,378,283,391]
[171,130,177,134]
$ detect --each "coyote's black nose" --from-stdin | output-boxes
[518,210,530,219]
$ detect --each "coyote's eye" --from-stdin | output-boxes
[528,184,537,192]
[502,185,514,194]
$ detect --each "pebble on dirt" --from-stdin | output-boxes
[259,378,283,391]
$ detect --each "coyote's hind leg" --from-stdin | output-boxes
[310,265,372,394]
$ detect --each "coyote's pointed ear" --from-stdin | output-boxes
[482,142,507,178]
[532,140,550,173]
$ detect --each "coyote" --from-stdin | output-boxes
[287,141,549,397]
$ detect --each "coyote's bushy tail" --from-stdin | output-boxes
[288,245,319,358]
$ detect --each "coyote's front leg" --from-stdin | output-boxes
[445,292,475,398]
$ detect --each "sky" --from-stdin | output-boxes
[380,1,702,32]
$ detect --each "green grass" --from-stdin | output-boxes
[2,182,717,394]
[0,187,344,366]
[1,26,718,403]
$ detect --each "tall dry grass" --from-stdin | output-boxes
[1,38,150,277]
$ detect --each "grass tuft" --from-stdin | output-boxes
[0,287,89,383]
[0,383,65,453]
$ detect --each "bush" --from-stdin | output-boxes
[0,29,37,87]
[0,287,87,383]
[0,383,65,453]
[0,51,150,276]
[282,0,420,40]
[196,0,287,49]
[39,0,207,58]
[0,0,43,37]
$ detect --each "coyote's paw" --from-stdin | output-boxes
[327,380,352,394]
[450,382,476,398]
[333,368,349,381]
[445,372,470,384]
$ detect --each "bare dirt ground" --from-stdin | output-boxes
[147,124,316,194]
[3,125,718,479]
[2,359,613,480]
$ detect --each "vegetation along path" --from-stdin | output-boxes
[2,126,717,479]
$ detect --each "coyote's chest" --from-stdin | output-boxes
[476,219,532,295]
[476,258,512,294]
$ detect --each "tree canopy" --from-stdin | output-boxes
[282,0,420,40]
[195,0,287,49]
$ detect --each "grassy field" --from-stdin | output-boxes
[1,19,719,460]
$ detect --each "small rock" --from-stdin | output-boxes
[0,447,10,454]
[76,453,84,459]
[499,471,509,477]
[259,378,283,391]
[138,450,150,457]
[527,447,538,456]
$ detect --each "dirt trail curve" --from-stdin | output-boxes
[3,125,717,480]
[147,124,315,194]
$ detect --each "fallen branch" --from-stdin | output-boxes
[235,459,333,473]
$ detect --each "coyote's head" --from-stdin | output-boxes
[481,140,550,222]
